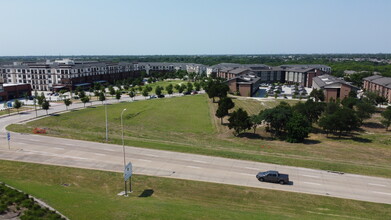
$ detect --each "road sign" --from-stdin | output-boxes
[7,132,10,141]
[124,162,132,181]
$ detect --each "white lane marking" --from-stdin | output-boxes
[368,183,387,187]
[186,165,200,169]
[53,147,64,150]
[192,160,207,164]
[94,153,105,156]
[144,154,158,157]
[138,159,151,162]
[301,174,320,178]
[64,143,74,146]
[303,181,322,186]
[372,191,391,196]
[245,167,260,170]
[104,148,116,152]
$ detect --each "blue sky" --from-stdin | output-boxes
[0,0,390,55]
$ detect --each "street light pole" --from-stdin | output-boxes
[121,108,127,196]
[105,100,108,142]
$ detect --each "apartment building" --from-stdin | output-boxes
[363,75,391,103]
[0,78,31,101]
[0,59,136,91]
[312,74,358,102]
[135,62,206,75]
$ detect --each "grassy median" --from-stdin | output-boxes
[0,160,390,220]
[7,94,391,178]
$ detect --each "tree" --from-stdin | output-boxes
[166,84,173,96]
[319,108,360,137]
[41,100,50,115]
[155,86,163,96]
[79,90,86,99]
[348,90,357,98]
[341,97,358,109]
[142,87,149,99]
[194,82,201,91]
[115,90,121,102]
[309,88,325,102]
[81,96,90,108]
[178,84,186,93]
[128,90,136,100]
[37,93,45,108]
[13,99,22,114]
[64,99,72,110]
[380,107,391,131]
[294,99,325,123]
[109,86,116,96]
[99,92,106,104]
[260,102,293,135]
[215,97,235,124]
[174,84,181,92]
[355,101,376,124]
[186,82,193,93]
[250,114,263,134]
[228,108,252,136]
[286,112,311,143]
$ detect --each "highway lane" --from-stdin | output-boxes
[0,94,390,205]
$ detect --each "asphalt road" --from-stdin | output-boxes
[0,93,390,205]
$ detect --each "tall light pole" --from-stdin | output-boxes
[105,100,108,142]
[121,108,127,196]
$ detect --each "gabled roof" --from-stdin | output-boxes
[313,74,358,89]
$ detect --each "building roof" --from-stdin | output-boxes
[227,72,261,84]
[313,74,358,89]
[363,75,384,82]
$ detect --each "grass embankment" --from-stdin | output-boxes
[7,95,391,178]
[0,160,390,220]
[0,107,32,116]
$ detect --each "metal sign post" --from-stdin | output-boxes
[7,132,10,150]
[124,162,132,196]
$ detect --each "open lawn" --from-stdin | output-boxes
[0,160,389,220]
[7,95,391,178]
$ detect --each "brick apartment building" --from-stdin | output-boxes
[312,74,358,102]
[363,75,391,103]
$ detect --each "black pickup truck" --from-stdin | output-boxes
[256,170,289,185]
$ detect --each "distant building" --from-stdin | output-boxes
[312,74,358,101]
[135,62,206,75]
[0,78,32,101]
[227,72,261,96]
[363,75,391,103]
[0,59,137,91]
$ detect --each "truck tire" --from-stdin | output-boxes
[259,178,264,182]
[279,180,285,185]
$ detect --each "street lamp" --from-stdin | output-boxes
[105,100,108,142]
[121,108,127,196]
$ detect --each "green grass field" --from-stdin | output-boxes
[7,94,391,178]
[0,160,389,220]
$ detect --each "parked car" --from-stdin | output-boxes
[256,170,289,185]
[183,91,191,95]
[158,94,165,98]
[149,95,157,99]
[191,91,198,95]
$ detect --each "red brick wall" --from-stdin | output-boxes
[239,84,252,97]
[228,79,237,93]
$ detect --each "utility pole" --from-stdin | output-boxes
[105,100,108,142]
